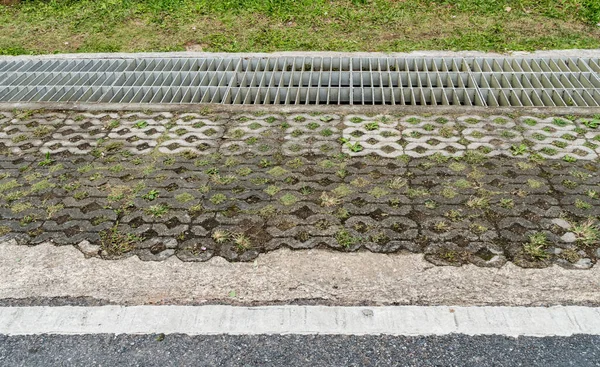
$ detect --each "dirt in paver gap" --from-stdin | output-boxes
[0,110,599,269]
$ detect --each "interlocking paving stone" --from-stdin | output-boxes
[0,110,599,268]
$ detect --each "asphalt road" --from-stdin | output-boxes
[0,334,599,367]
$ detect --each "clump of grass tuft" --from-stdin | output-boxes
[524,232,549,260]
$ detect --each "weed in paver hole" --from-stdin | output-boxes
[46,204,63,218]
[433,221,448,232]
[340,138,363,152]
[500,198,514,209]
[510,144,528,156]
[212,230,229,243]
[466,197,489,209]
[335,229,360,248]
[320,192,341,207]
[563,155,577,163]
[0,179,21,193]
[365,122,379,131]
[462,151,487,164]
[210,194,227,205]
[388,177,407,190]
[524,232,549,260]
[553,118,568,127]
[583,119,600,129]
[407,188,429,198]
[572,219,600,247]
[445,210,462,221]
[575,199,592,210]
[133,121,148,129]
[264,185,281,196]
[453,179,471,189]
[280,193,298,206]
[586,190,599,199]
[0,226,10,237]
[470,223,488,234]
[424,199,437,209]
[176,193,194,203]
[100,223,142,256]
[441,187,458,199]
[146,204,169,217]
[38,152,54,167]
[369,187,389,199]
[142,190,159,201]
[526,179,542,189]
[333,184,352,197]
[73,191,89,200]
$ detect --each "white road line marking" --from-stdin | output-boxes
[1,306,599,337]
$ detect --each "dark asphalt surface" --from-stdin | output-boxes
[0,334,599,367]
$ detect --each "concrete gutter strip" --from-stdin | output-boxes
[1,102,599,116]
[1,49,599,61]
[1,241,600,307]
[0,305,599,337]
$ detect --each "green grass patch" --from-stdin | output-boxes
[1,0,599,55]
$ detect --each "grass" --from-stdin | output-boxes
[100,223,142,256]
[524,232,549,260]
[2,0,599,55]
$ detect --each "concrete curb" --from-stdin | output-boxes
[1,49,600,61]
[1,305,599,337]
[1,102,599,115]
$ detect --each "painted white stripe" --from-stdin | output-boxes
[0,306,599,337]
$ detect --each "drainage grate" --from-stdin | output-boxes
[0,56,599,106]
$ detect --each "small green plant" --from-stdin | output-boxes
[441,187,457,199]
[583,119,600,129]
[175,193,194,203]
[466,197,489,209]
[320,192,342,207]
[499,198,514,209]
[264,185,281,196]
[280,193,298,206]
[233,232,252,250]
[526,179,542,189]
[510,144,528,156]
[133,121,149,129]
[212,230,229,243]
[335,229,360,248]
[100,223,142,256]
[145,204,169,217]
[552,118,568,127]
[364,122,379,131]
[424,199,437,209]
[142,189,159,201]
[524,232,549,260]
[340,138,363,152]
[369,187,389,199]
[571,219,600,247]
[563,155,577,163]
[38,152,54,167]
[387,177,407,190]
[575,199,592,210]
[210,193,227,205]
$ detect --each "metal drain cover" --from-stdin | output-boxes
[0,56,599,107]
